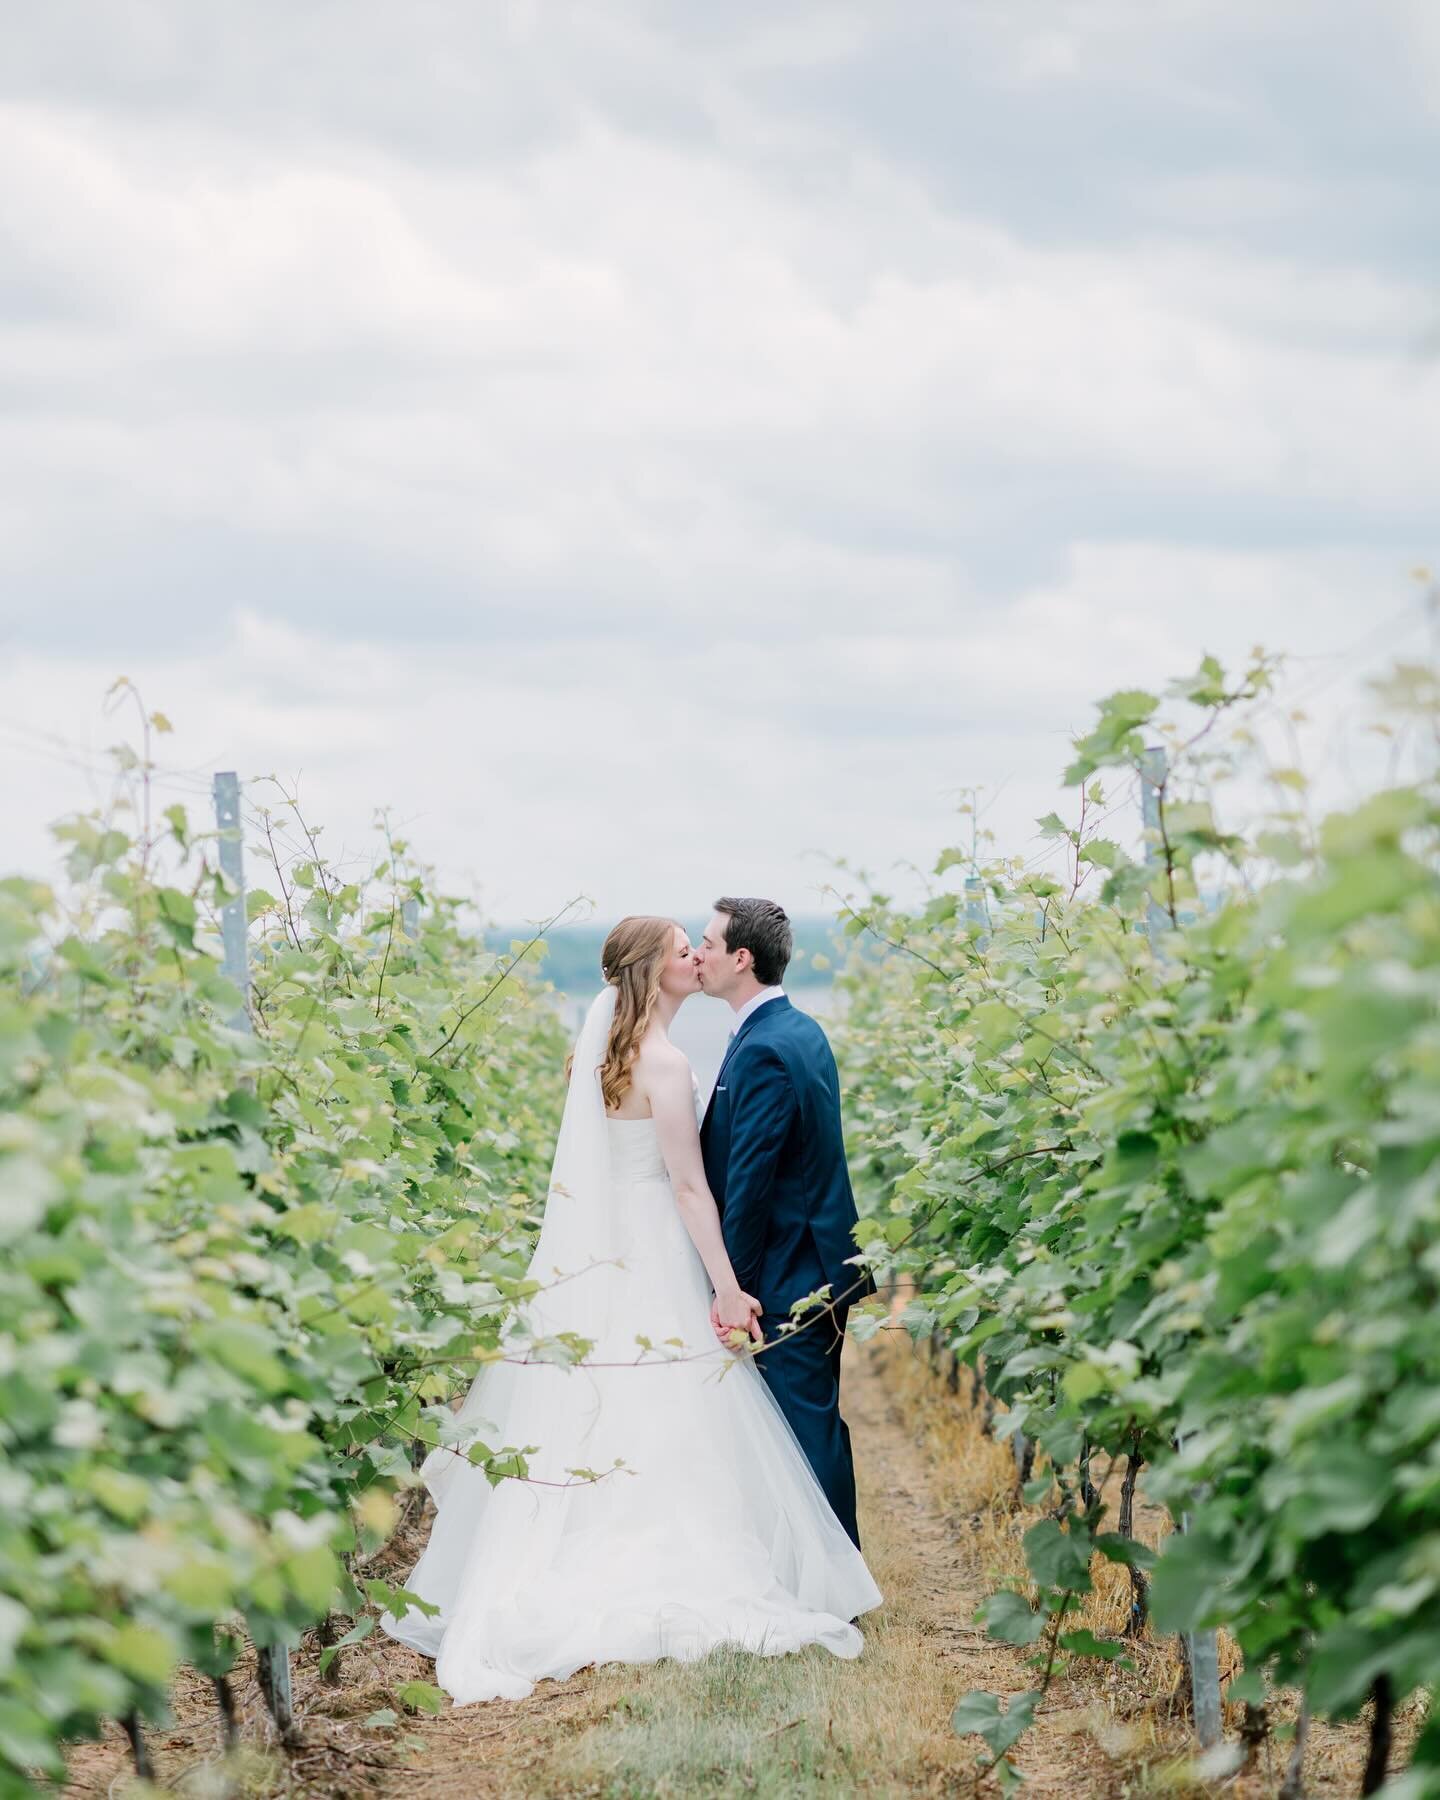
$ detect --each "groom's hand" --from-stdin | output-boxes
[710,1291,763,1351]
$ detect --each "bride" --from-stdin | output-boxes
[379,914,882,1703]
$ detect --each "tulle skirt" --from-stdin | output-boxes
[379,1149,882,1704]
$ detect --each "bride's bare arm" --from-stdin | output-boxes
[646,1049,762,1341]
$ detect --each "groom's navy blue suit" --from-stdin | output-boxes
[700,996,874,1549]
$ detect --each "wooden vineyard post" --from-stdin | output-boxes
[1139,744,1171,942]
[257,1643,299,1747]
[212,771,251,1030]
[962,875,1023,1471]
[1141,746,1223,1748]
[212,773,299,1742]
[1180,1523,1224,1750]
[963,874,989,943]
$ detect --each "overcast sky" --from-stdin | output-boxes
[2,1,1436,923]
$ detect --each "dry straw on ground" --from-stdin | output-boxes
[872,1332,1425,1797]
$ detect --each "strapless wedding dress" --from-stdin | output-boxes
[379,1114,882,1703]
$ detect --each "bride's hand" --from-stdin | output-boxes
[711,1290,763,1350]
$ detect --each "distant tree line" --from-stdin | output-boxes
[490,914,847,996]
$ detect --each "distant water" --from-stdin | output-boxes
[556,986,839,1103]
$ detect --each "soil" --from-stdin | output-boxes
[60,1336,1417,1797]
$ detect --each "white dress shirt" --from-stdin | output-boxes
[728,985,786,1037]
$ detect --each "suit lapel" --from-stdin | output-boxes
[713,995,791,1093]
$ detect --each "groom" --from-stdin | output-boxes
[694,897,874,1550]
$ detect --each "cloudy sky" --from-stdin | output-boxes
[2,0,1436,923]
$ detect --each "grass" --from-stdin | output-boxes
[542,1645,881,1797]
[534,1590,983,1799]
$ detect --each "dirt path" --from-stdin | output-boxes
[63,1336,1407,1796]
[841,1339,1114,1796]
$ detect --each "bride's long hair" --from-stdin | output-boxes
[574,915,678,1113]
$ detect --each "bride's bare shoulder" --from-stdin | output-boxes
[635,1032,691,1084]
[637,1029,688,1066]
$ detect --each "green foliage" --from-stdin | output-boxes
[840,650,1440,1789]
[952,1688,1039,1789]
[395,1678,447,1715]
[0,782,567,1784]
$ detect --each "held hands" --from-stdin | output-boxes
[710,1289,763,1352]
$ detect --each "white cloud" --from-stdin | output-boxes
[3,548,1424,924]
[0,1,1433,916]
[1,101,1433,651]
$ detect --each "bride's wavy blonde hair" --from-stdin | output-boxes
[592,915,680,1113]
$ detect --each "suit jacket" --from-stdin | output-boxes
[700,997,875,1317]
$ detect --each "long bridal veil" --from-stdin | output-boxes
[420,982,627,1509]
[528,981,619,1282]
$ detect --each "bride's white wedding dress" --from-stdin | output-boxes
[379,988,881,1704]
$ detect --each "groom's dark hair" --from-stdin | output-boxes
[712,897,792,987]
